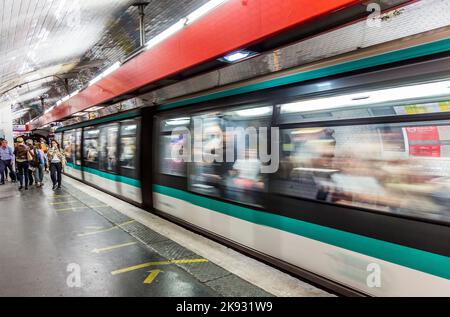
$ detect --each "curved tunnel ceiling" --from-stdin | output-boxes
[0,0,209,123]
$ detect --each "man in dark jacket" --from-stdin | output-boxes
[14,137,31,190]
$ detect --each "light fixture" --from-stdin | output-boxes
[219,50,258,63]
[185,0,228,25]
[145,0,228,50]
[85,106,105,112]
[146,20,184,50]
[89,61,121,86]
[280,79,450,114]
[166,118,191,126]
[235,106,273,117]
[72,112,87,117]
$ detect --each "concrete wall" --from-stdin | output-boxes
[0,106,13,144]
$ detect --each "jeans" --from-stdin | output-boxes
[33,164,45,184]
[2,160,15,182]
[50,163,62,188]
[17,161,29,187]
[0,160,4,183]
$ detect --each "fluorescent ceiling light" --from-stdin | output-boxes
[45,106,55,114]
[166,118,190,126]
[220,50,258,63]
[85,106,104,112]
[185,0,227,25]
[145,0,228,50]
[89,61,121,86]
[280,79,450,114]
[235,106,273,117]
[72,112,87,117]
[146,20,184,50]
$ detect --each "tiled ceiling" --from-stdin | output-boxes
[0,0,208,123]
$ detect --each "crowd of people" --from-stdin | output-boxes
[0,136,66,191]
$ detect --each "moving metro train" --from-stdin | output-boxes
[55,43,450,296]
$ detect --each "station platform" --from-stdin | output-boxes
[0,176,331,297]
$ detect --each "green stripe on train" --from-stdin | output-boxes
[66,162,141,188]
[159,38,450,111]
[154,184,450,281]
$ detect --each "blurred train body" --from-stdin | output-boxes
[55,25,450,296]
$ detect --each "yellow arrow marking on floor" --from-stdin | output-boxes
[143,270,163,285]
[77,220,135,237]
[111,258,209,275]
[92,242,137,254]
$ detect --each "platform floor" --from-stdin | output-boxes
[0,175,331,297]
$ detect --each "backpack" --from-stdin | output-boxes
[30,149,40,168]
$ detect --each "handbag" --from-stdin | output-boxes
[27,150,33,162]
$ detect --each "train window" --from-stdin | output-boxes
[188,106,273,207]
[272,121,450,223]
[159,117,191,177]
[119,120,138,179]
[75,129,82,166]
[62,131,74,164]
[83,126,100,169]
[277,80,450,124]
[99,123,119,173]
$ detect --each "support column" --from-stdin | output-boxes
[0,106,13,144]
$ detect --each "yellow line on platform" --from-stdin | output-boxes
[50,200,78,205]
[111,258,209,275]
[77,220,135,237]
[92,242,137,254]
[56,205,109,213]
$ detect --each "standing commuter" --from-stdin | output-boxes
[14,137,31,190]
[0,140,15,185]
[31,143,47,187]
[26,139,35,186]
[47,140,65,190]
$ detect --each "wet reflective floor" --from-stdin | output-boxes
[0,177,273,297]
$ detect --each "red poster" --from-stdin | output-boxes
[406,127,439,141]
[409,145,441,157]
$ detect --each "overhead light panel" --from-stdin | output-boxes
[145,0,228,50]
[72,112,87,117]
[185,0,228,25]
[89,62,121,86]
[85,106,105,112]
[220,50,258,63]
[280,79,450,114]
[146,20,184,50]
[235,106,273,117]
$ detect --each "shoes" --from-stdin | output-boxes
[52,184,57,190]
[0,182,5,185]
[25,187,28,190]
[18,186,23,190]
[57,186,62,190]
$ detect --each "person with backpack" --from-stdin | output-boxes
[31,142,47,187]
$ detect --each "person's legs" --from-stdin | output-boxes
[50,163,57,188]
[38,164,45,184]
[28,167,34,186]
[4,160,15,182]
[33,167,41,186]
[17,162,24,188]
[56,163,62,188]
[23,162,29,189]
[0,160,5,184]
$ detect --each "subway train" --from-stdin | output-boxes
[55,42,450,296]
